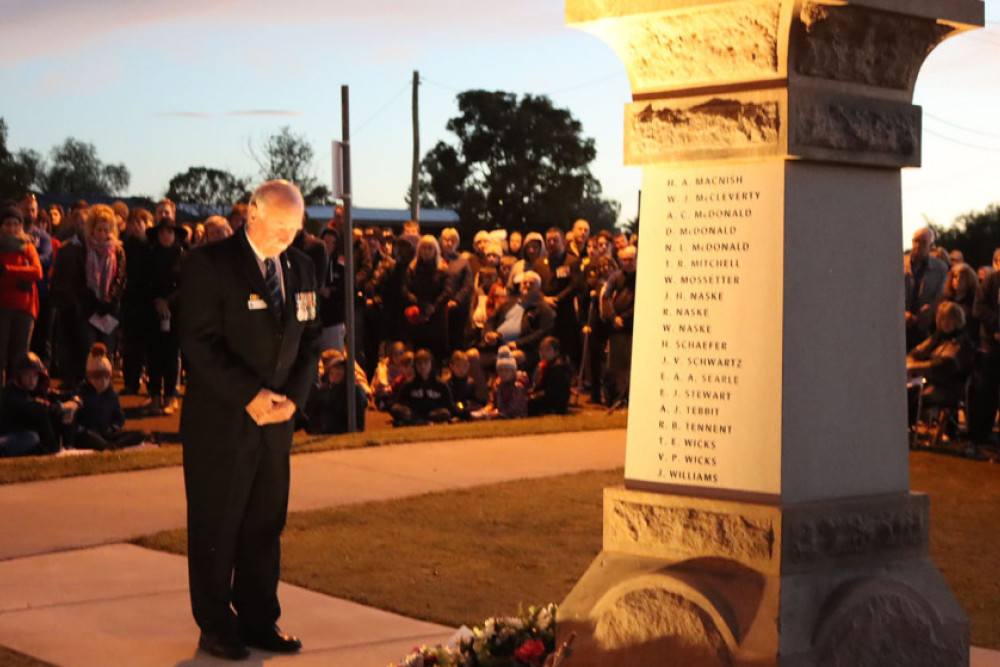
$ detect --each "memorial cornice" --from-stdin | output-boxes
[568,0,984,167]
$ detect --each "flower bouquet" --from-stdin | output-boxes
[392,603,559,667]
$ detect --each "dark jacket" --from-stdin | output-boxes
[75,381,126,434]
[148,239,185,310]
[392,375,453,420]
[403,259,451,317]
[304,380,367,434]
[972,270,1000,352]
[909,329,975,403]
[603,269,637,335]
[0,370,75,437]
[49,236,89,312]
[179,228,322,415]
[446,374,482,418]
[485,297,556,355]
[534,251,583,311]
[529,357,572,415]
[121,234,151,318]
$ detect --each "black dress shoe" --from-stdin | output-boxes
[198,633,251,660]
[241,625,302,654]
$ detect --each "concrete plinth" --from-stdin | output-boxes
[561,1,984,663]
[559,488,967,666]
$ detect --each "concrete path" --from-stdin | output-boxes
[0,430,627,666]
[1,428,998,666]
[0,430,626,561]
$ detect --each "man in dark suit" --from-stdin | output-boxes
[179,180,321,660]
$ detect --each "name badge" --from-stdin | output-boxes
[296,291,317,321]
[247,294,268,310]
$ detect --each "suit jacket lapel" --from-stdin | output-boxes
[238,229,281,326]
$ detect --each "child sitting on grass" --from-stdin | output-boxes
[0,353,79,455]
[72,343,148,450]
[528,336,572,416]
[444,349,485,421]
[390,349,453,426]
[304,349,369,434]
[372,341,409,411]
[473,346,527,420]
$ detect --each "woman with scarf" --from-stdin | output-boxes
[49,204,126,387]
[0,206,43,383]
[81,205,127,353]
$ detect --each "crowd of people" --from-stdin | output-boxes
[904,226,1000,459]
[0,192,638,455]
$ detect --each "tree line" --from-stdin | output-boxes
[1,90,624,232]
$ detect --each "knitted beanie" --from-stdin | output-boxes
[496,345,517,373]
[86,343,113,377]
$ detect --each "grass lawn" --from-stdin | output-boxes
[0,410,627,485]
[134,451,1000,650]
[0,646,54,667]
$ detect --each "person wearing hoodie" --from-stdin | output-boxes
[507,231,546,289]
[0,352,79,455]
[0,206,43,384]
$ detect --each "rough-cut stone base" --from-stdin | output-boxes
[558,489,968,666]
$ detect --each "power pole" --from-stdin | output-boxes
[410,70,420,223]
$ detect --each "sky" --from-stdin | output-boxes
[1,0,998,246]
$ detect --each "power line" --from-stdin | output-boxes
[924,113,1000,140]
[924,126,1000,152]
[421,76,462,94]
[549,71,624,95]
[353,81,411,136]
[422,70,627,99]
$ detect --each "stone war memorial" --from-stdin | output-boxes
[559,0,985,665]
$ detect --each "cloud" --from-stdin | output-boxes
[0,0,561,66]
[151,109,301,118]
[151,111,217,118]
[226,110,302,117]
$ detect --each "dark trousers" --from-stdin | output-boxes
[554,306,581,373]
[0,309,35,383]
[183,419,292,639]
[121,312,151,391]
[29,296,52,366]
[147,326,179,399]
[54,306,88,387]
[72,429,146,451]
[389,404,451,426]
[447,304,470,353]
[967,348,1000,443]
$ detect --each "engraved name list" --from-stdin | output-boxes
[626,162,785,498]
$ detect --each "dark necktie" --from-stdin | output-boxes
[265,257,283,311]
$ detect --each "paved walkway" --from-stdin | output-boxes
[1,429,997,666]
[0,430,627,666]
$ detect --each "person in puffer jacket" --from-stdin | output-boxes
[0,206,42,384]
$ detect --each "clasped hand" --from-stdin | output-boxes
[245,388,296,426]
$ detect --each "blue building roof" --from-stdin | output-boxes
[304,206,459,227]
